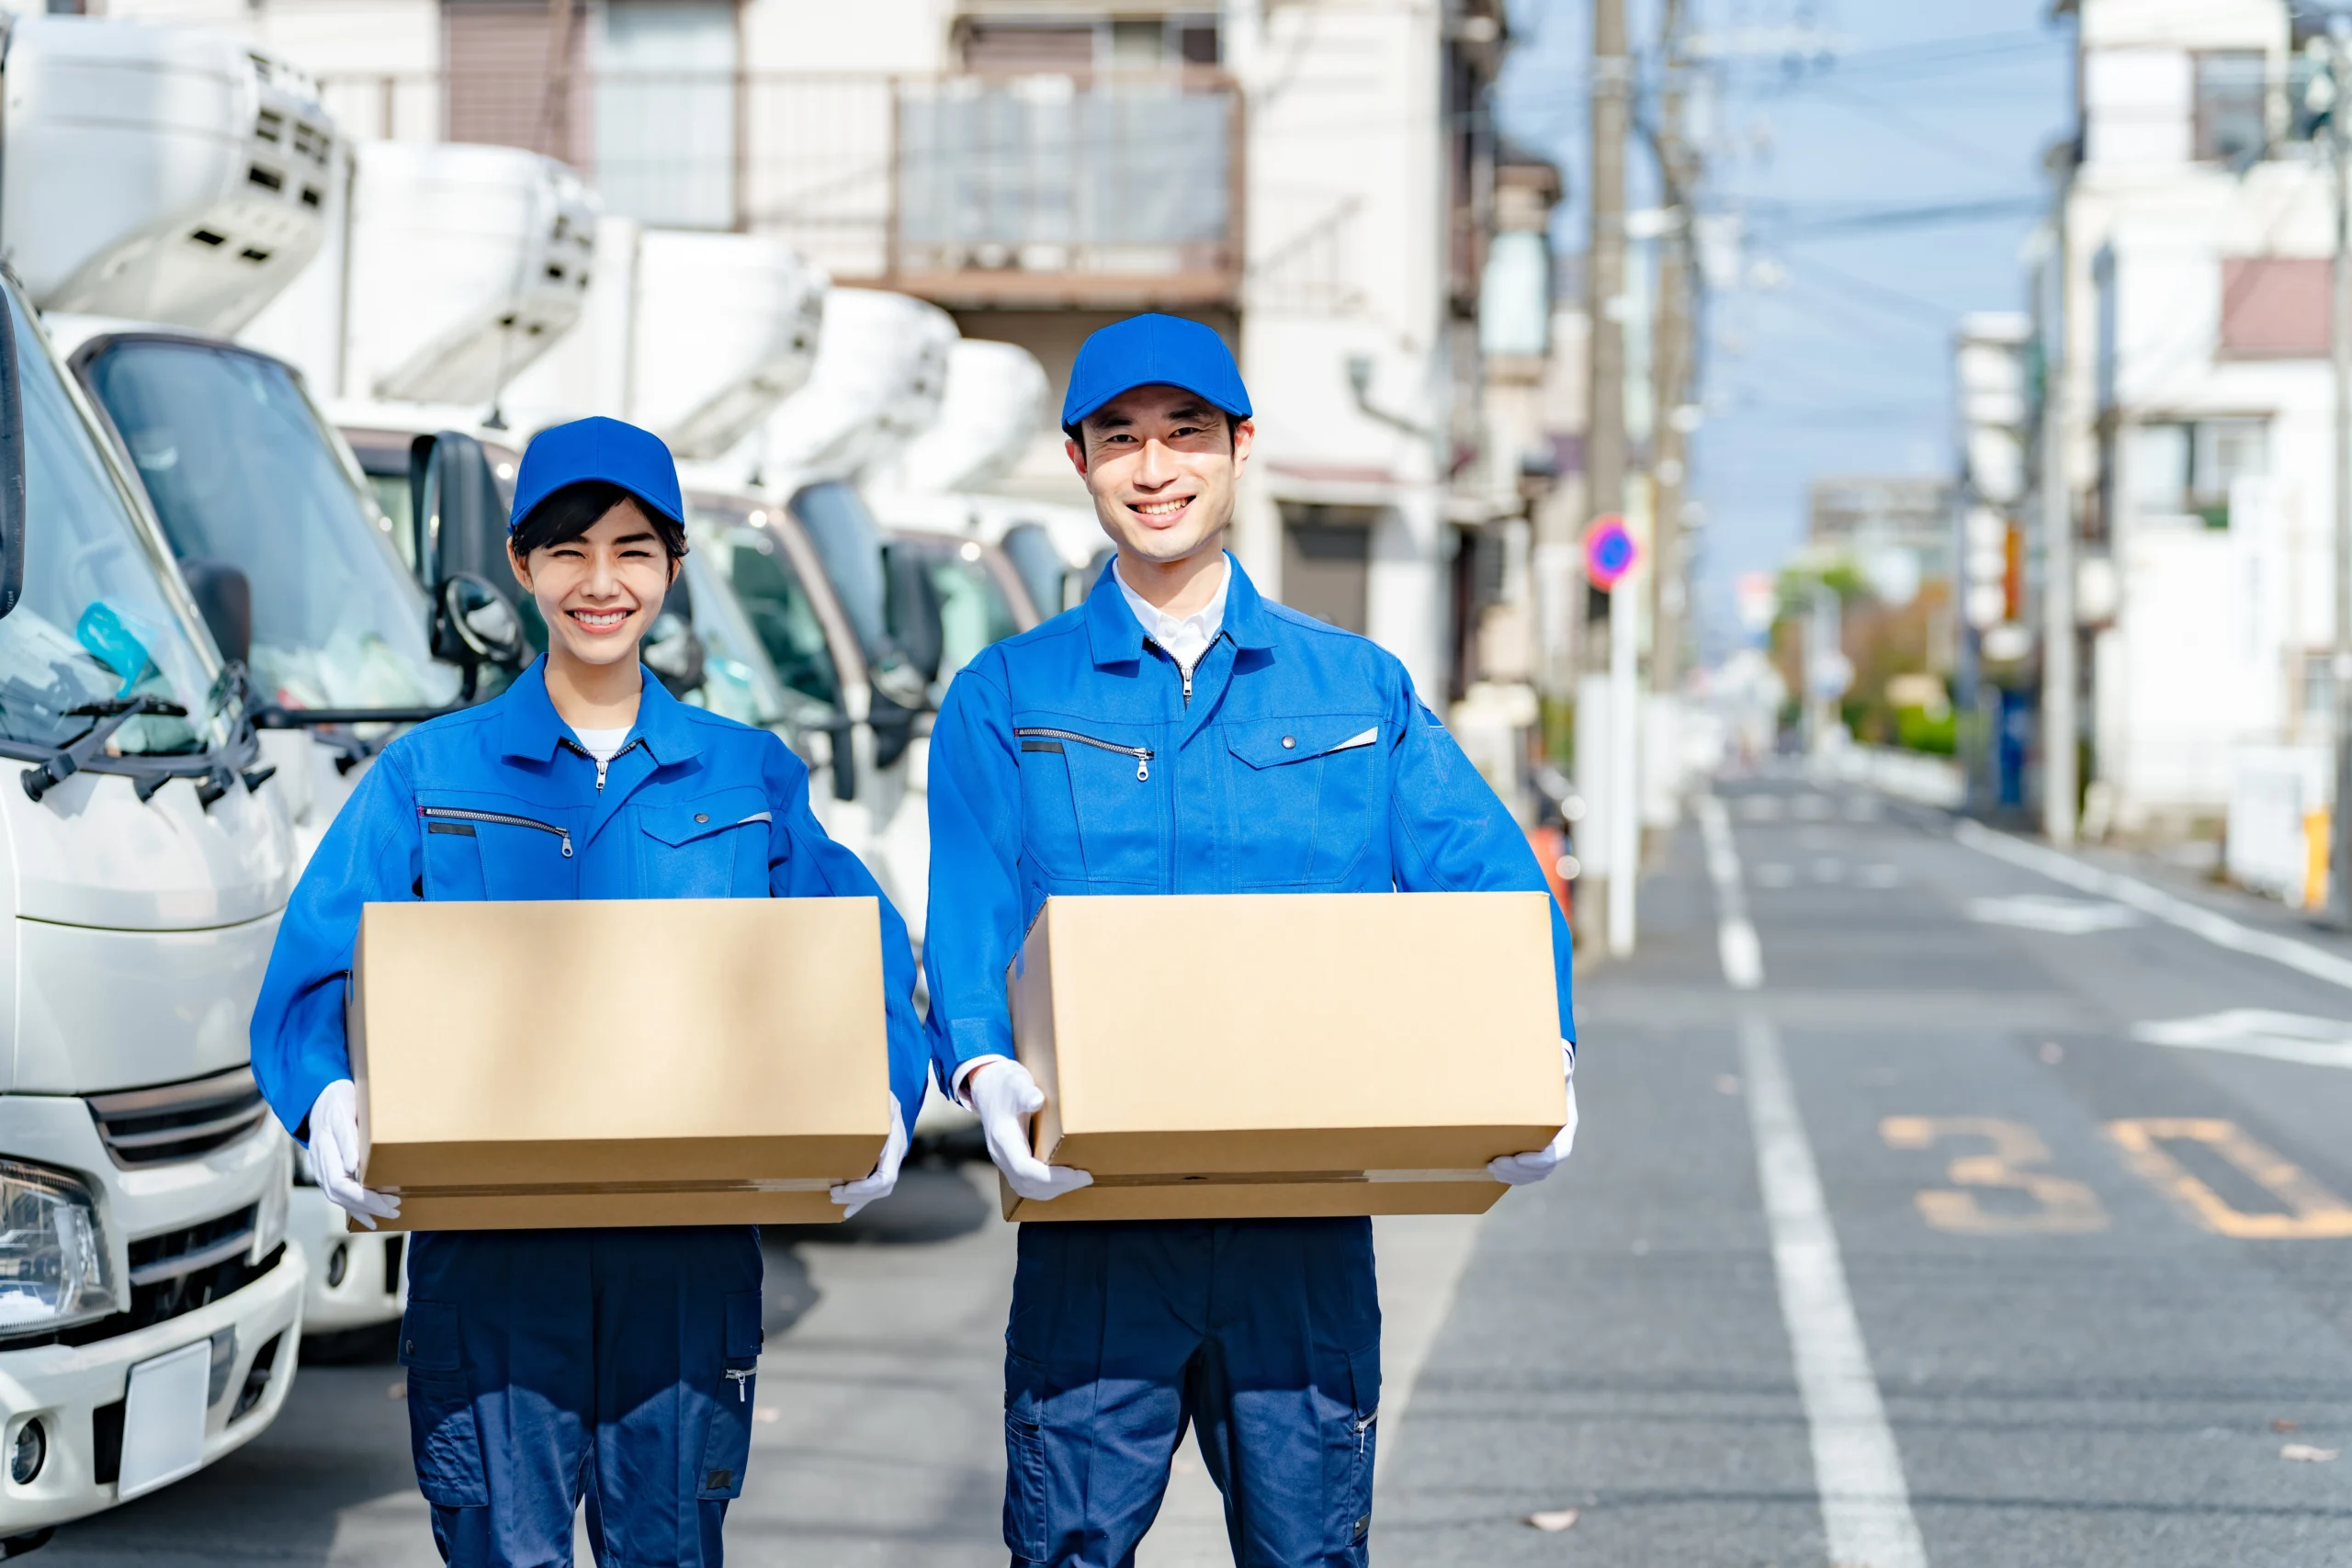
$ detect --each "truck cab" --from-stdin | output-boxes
[0,265,304,1552]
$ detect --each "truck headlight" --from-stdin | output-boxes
[0,1160,119,1331]
[251,1142,290,1265]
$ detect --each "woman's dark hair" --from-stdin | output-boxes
[510,479,688,560]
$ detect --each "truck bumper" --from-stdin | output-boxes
[0,1243,305,1534]
[289,1188,404,1334]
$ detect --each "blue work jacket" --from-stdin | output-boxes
[251,659,927,1141]
[922,556,1575,1085]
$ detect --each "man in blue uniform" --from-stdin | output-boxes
[922,316,1578,1567]
[251,417,924,1567]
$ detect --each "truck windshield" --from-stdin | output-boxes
[0,289,226,757]
[76,341,460,715]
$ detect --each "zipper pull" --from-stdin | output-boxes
[1182,664,1193,705]
[725,1368,753,1402]
[595,756,609,792]
[1135,750,1150,783]
[559,831,573,859]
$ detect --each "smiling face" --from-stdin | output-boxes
[1068,384,1253,570]
[508,497,677,671]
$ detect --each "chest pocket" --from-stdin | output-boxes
[1013,724,1162,887]
[637,790,775,898]
[418,806,581,901]
[1223,716,1384,889]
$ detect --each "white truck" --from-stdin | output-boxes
[0,15,321,1545]
[15,17,526,1359]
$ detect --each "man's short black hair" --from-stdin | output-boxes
[510,479,688,559]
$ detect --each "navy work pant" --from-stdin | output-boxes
[399,1226,764,1568]
[1004,1216,1382,1568]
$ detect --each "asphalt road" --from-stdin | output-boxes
[38,772,2352,1564]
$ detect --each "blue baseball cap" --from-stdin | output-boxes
[510,416,685,533]
[1060,313,1251,430]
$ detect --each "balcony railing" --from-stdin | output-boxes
[321,67,1244,310]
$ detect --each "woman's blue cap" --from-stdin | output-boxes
[1060,314,1251,429]
[510,416,685,533]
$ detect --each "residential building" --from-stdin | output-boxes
[2049,0,2335,837]
[108,0,1543,714]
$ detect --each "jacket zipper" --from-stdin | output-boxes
[1354,1409,1378,1454]
[1144,637,1194,707]
[1012,727,1152,782]
[419,806,573,858]
[724,1367,754,1403]
[561,736,641,792]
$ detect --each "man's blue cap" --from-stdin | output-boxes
[1060,314,1251,430]
[510,416,685,533]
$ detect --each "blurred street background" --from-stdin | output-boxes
[0,0,2348,1561]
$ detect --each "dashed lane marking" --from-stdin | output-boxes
[1704,796,1927,1567]
[1964,894,2143,936]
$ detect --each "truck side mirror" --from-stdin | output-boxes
[179,558,253,668]
[410,430,510,605]
[434,571,525,677]
[883,545,944,687]
[0,288,26,622]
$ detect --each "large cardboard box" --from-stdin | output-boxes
[1002,892,1566,1222]
[349,897,889,1231]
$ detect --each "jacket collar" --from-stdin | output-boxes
[1081,549,1275,669]
[496,657,704,766]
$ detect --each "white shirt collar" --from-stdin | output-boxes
[1113,553,1230,673]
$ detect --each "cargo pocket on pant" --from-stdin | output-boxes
[698,1289,763,1500]
[1329,1340,1381,1556]
[399,1301,487,1507]
[1001,1352,1049,1562]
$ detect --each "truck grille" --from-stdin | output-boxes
[86,1067,269,1168]
[127,1205,258,1288]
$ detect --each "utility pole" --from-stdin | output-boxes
[2331,25,2352,924]
[1582,0,1629,953]
[2040,151,2076,847]
[1650,0,1695,696]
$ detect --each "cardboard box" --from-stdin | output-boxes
[1001,892,1566,1222]
[349,897,889,1231]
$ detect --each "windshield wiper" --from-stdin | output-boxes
[21,696,189,802]
[250,702,477,728]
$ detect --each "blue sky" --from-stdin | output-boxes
[1495,0,2075,659]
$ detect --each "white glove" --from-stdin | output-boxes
[1489,1044,1578,1187]
[969,1060,1093,1203]
[830,1095,909,1219]
[305,1079,401,1229]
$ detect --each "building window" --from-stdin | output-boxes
[1279,505,1374,634]
[594,0,739,230]
[2193,51,2267,164]
[2128,417,2267,527]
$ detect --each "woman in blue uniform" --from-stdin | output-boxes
[250,416,924,1568]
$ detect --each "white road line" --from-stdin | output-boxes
[1694,794,1763,990]
[1740,1014,1930,1568]
[1953,820,2352,993]
[1704,795,1927,1568]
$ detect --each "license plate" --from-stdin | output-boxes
[117,1341,209,1500]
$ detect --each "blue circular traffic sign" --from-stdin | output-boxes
[1584,516,1638,592]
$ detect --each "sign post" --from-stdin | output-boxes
[1586,515,1643,959]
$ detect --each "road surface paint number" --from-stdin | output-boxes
[2104,1119,2352,1239]
[2132,1010,2352,1070]
[1880,1116,2109,1235]
[1964,895,2143,935]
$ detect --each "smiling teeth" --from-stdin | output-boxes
[1136,500,1188,515]
[574,610,628,626]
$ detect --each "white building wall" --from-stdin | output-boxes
[2071,0,2330,829]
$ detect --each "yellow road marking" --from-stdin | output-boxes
[2104,1118,2352,1238]
[1880,1116,2109,1235]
